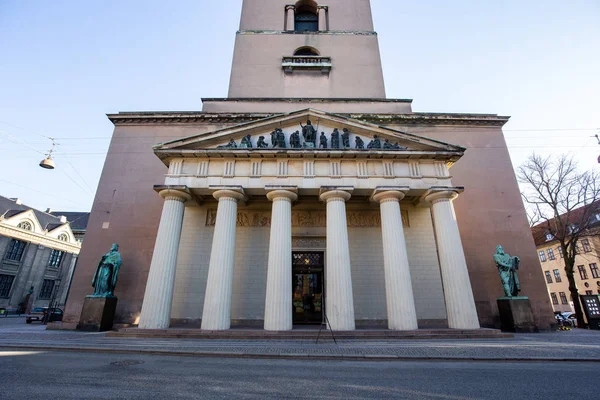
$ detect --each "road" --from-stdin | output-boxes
[0,350,596,399]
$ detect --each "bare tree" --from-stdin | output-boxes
[518,154,600,327]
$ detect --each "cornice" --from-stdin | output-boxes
[0,224,81,254]
[108,112,509,127]
[237,30,377,36]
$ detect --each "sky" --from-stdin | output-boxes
[0,0,598,212]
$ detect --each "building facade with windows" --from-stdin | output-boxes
[534,230,600,313]
[0,196,84,313]
[62,0,555,331]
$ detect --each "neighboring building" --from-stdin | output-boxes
[50,211,90,242]
[63,0,555,331]
[0,196,87,312]
[532,211,600,314]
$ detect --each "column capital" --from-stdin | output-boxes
[319,186,353,203]
[423,187,464,204]
[266,189,298,202]
[158,189,192,203]
[213,190,246,202]
[371,186,410,203]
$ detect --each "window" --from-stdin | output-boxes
[559,292,568,304]
[39,279,55,300]
[48,250,64,268]
[294,47,319,56]
[547,248,555,260]
[545,233,554,241]
[590,263,599,279]
[582,239,592,253]
[550,292,559,305]
[4,239,26,261]
[544,271,553,284]
[57,233,68,242]
[586,290,593,295]
[553,269,562,282]
[558,247,563,258]
[0,275,15,298]
[578,265,589,280]
[295,2,319,32]
[539,250,546,262]
[17,221,32,231]
[575,243,581,254]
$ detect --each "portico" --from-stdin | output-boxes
[136,109,481,332]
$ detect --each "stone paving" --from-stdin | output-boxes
[1,317,599,361]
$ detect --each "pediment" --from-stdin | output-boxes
[154,109,465,156]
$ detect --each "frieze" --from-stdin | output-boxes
[206,209,409,228]
[292,237,326,249]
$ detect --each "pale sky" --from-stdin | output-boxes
[1,0,598,212]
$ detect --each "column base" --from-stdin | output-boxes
[497,297,537,333]
[77,296,118,332]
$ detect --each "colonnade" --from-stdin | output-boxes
[138,186,480,331]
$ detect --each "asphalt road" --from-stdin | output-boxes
[0,350,595,399]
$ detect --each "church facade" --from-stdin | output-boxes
[62,0,555,331]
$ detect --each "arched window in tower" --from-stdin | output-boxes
[295,1,319,32]
[57,233,69,242]
[17,221,32,231]
[294,47,320,56]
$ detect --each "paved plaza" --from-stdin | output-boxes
[0,317,599,362]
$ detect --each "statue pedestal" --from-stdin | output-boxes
[77,296,118,332]
[497,297,537,333]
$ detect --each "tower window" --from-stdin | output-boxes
[295,1,319,32]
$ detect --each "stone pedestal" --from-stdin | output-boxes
[497,297,536,333]
[77,296,118,332]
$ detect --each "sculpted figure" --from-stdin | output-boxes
[383,139,393,149]
[217,139,237,149]
[355,136,365,149]
[92,244,122,297]
[277,129,286,148]
[240,135,253,149]
[301,120,317,148]
[271,129,279,148]
[257,136,269,148]
[319,132,328,149]
[493,245,521,297]
[367,135,382,149]
[290,130,301,148]
[393,142,407,150]
[342,128,351,149]
[331,128,340,149]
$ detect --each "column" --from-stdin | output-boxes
[372,190,418,330]
[285,5,295,31]
[318,6,328,31]
[201,189,245,330]
[425,190,480,329]
[139,189,191,329]
[319,189,355,331]
[264,189,298,331]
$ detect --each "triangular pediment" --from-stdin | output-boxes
[154,109,465,155]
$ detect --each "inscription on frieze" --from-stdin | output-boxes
[206,210,409,228]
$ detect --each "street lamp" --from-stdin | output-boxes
[39,137,57,169]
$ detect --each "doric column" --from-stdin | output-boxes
[139,189,191,329]
[425,189,480,329]
[201,189,245,330]
[319,188,355,331]
[372,189,418,331]
[264,189,298,331]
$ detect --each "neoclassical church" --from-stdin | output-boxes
[63,0,555,331]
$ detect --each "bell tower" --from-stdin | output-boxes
[228,0,386,99]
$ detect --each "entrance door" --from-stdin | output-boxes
[292,251,324,324]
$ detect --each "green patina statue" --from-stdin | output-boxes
[91,244,122,297]
[494,245,521,297]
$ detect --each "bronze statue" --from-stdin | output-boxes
[493,245,521,297]
[342,128,350,149]
[383,139,393,149]
[290,130,301,148]
[217,139,237,149]
[257,136,269,148]
[301,120,317,148]
[271,128,286,148]
[91,244,122,298]
[331,128,340,149]
[367,135,381,149]
[319,132,328,149]
[355,137,365,149]
[393,142,406,150]
[240,135,253,149]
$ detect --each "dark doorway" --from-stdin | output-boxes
[292,251,324,324]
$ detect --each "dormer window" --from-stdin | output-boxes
[57,233,69,242]
[545,233,554,241]
[17,221,32,231]
[295,1,319,32]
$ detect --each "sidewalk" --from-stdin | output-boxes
[1,318,598,362]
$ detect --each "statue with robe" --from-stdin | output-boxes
[331,128,340,149]
[493,245,521,297]
[290,130,301,148]
[367,135,382,149]
[240,135,253,148]
[301,120,317,148]
[342,128,351,149]
[355,136,365,149]
[383,139,394,149]
[257,136,269,148]
[319,132,328,149]
[91,244,122,297]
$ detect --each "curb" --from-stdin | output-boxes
[1,344,598,363]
